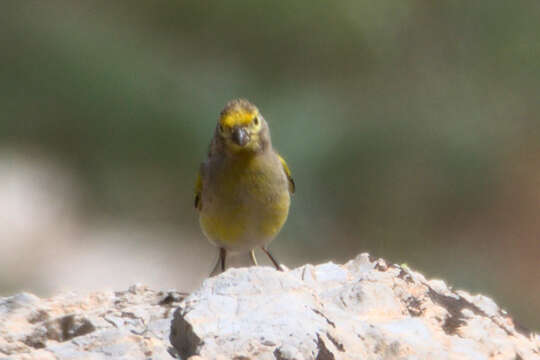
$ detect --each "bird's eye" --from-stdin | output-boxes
[253,116,259,126]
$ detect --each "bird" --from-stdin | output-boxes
[194,99,295,276]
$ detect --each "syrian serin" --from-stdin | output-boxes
[194,99,295,276]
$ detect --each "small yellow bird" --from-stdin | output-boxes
[195,99,295,276]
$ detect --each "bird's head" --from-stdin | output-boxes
[216,99,270,153]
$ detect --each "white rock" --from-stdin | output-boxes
[2,254,539,360]
[171,257,540,360]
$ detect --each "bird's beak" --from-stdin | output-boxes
[232,127,249,147]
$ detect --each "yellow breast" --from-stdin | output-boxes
[199,152,290,251]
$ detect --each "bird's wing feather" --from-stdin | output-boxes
[194,166,203,210]
[278,155,295,194]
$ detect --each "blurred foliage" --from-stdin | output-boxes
[1,1,539,328]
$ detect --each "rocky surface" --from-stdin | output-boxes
[1,254,539,359]
[0,284,186,359]
[170,254,540,360]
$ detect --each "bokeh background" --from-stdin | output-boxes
[1,1,539,329]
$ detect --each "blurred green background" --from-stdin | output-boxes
[1,1,539,330]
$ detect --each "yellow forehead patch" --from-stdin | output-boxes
[219,99,259,128]
[220,110,257,128]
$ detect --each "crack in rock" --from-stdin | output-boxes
[427,286,518,337]
[326,332,345,352]
[169,307,203,359]
[273,347,287,360]
[428,287,483,335]
[311,308,336,328]
[24,314,95,349]
[315,333,335,360]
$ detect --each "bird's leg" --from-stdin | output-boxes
[209,248,227,277]
[220,247,226,271]
[262,247,283,271]
[249,249,258,266]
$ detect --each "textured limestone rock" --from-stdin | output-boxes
[0,284,186,359]
[170,254,540,360]
[2,254,539,359]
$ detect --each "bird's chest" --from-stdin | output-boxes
[200,153,290,247]
[206,155,285,209]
